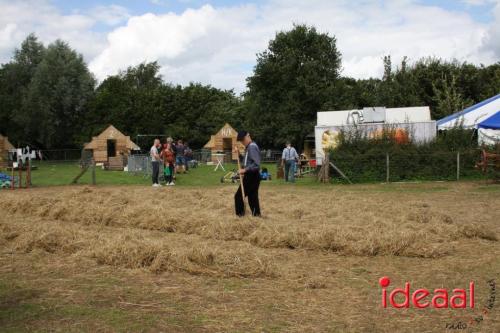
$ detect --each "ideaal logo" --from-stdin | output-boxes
[379,277,474,309]
[378,277,496,330]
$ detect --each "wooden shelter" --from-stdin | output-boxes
[0,134,14,169]
[204,123,243,162]
[84,125,139,170]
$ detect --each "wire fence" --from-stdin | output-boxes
[126,149,284,177]
[34,148,284,163]
[6,148,496,184]
[328,150,489,183]
[39,149,82,161]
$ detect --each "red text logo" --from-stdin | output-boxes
[379,277,474,309]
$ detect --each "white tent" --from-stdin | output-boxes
[437,94,500,146]
[477,110,500,146]
[437,94,500,130]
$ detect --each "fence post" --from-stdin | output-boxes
[456,152,460,181]
[386,152,390,183]
[91,159,96,185]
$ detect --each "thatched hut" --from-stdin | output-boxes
[203,123,243,162]
[84,125,139,170]
[0,134,14,169]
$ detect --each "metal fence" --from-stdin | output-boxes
[33,148,285,163]
[129,150,491,182]
[194,149,283,163]
[325,150,489,183]
[29,148,493,183]
[127,155,150,174]
[126,149,284,176]
[39,149,82,161]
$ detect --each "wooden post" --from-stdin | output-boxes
[456,151,460,181]
[329,161,352,184]
[318,152,330,183]
[26,158,30,188]
[386,153,390,183]
[10,163,14,190]
[91,159,96,185]
[18,162,22,189]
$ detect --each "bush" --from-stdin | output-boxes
[329,126,481,182]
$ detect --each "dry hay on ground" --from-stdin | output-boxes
[0,183,499,332]
[0,184,497,258]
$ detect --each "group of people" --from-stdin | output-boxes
[150,137,193,187]
[150,131,303,218]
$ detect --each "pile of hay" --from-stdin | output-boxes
[0,185,497,265]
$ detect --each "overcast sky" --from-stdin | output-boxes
[1,0,499,93]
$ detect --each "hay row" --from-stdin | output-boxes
[0,221,277,279]
[1,187,497,259]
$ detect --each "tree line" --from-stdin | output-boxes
[0,26,499,150]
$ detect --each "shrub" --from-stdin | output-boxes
[329,125,481,182]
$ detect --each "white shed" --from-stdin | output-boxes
[315,106,437,165]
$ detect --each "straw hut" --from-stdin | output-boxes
[0,134,14,169]
[84,125,139,170]
[203,123,243,162]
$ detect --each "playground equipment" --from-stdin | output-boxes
[296,154,316,177]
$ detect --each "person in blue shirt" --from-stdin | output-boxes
[234,130,261,217]
[260,168,270,180]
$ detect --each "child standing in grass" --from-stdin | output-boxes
[161,142,175,186]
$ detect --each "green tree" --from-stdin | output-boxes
[432,74,473,120]
[0,34,45,145]
[87,62,163,142]
[475,62,500,101]
[162,83,241,148]
[19,40,95,148]
[245,24,342,148]
[89,62,241,149]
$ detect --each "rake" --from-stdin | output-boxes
[236,151,248,214]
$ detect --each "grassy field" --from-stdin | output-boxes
[1,160,491,188]
[0,180,499,332]
[1,160,323,188]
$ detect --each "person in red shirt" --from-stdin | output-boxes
[161,142,175,186]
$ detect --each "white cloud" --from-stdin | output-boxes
[151,0,168,5]
[1,0,499,93]
[89,5,130,26]
[90,5,218,80]
[0,1,128,64]
[90,0,496,92]
[481,1,500,58]
[461,0,497,6]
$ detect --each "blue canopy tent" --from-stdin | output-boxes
[477,111,500,145]
[437,94,500,129]
[478,111,500,129]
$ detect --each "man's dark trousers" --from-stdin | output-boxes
[234,171,261,216]
[152,161,160,184]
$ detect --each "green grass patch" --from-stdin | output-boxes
[2,160,493,189]
[6,160,320,188]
